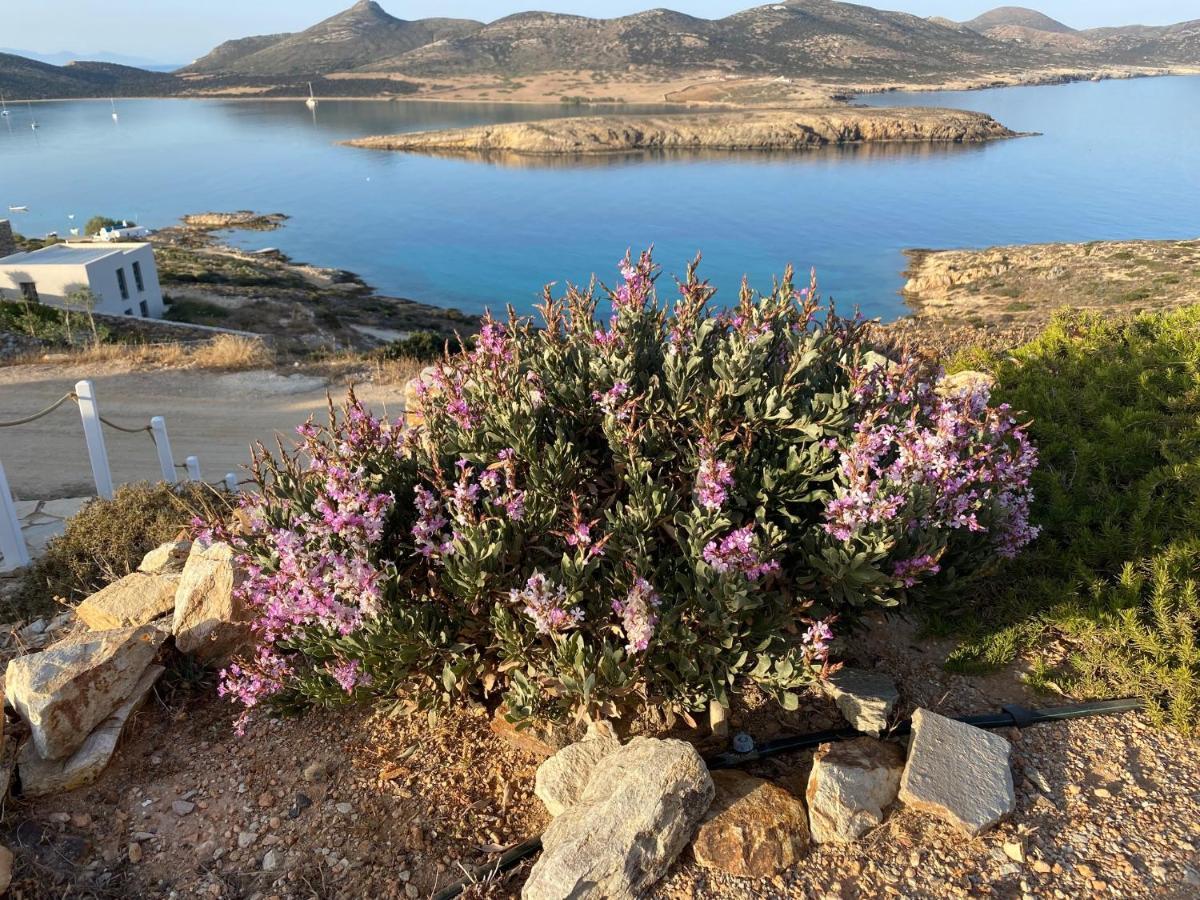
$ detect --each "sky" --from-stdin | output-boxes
[6,1,1196,63]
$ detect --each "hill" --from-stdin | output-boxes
[0,53,178,99]
[182,1,482,76]
[963,7,1076,35]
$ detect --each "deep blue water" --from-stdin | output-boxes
[1,75,1197,319]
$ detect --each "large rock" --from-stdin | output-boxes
[138,538,192,575]
[172,541,250,664]
[806,737,904,843]
[821,667,899,737]
[5,624,167,760]
[898,708,1015,836]
[18,665,164,796]
[692,770,810,877]
[522,737,714,900]
[534,722,621,817]
[76,572,178,630]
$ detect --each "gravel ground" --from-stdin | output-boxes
[5,619,1199,899]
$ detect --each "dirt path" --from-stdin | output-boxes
[0,362,404,500]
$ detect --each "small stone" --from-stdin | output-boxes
[1003,841,1025,863]
[404,885,419,899]
[692,770,810,877]
[172,800,195,816]
[820,667,900,737]
[262,849,281,871]
[71,813,91,829]
[128,842,143,864]
[335,802,353,815]
[288,793,313,819]
[238,831,258,849]
[302,762,326,782]
[1031,859,1052,874]
[807,737,904,843]
[49,812,72,824]
[257,791,274,808]
[534,721,621,816]
[898,708,1015,836]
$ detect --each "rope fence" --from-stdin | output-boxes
[0,378,246,572]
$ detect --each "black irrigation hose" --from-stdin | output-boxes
[431,697,1143,900]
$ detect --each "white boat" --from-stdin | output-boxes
[27,101,38,130]
[0,95,9,118]
[110,98,119,122]
[305,82,319,110]
[8,206,28,212]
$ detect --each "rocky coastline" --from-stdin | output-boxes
[344,107,1021,157]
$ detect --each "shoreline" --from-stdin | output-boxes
[15,66,1199,107]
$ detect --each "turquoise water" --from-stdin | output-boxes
[1,76,1197,319]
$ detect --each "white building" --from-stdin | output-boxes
[96,223,150,242]
[0,242,165,318]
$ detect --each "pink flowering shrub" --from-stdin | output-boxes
[216,251,1039,729]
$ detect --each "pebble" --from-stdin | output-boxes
[238,831,258,849]
[172,800,196,816]
[335,802,353,815]
[128,843,143,864]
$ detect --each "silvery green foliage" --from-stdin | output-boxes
[217,250,1037,729]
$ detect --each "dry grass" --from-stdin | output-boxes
[6,334,274,372]
[371,354,427,386]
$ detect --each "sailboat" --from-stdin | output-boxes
[110,98,119,122]
[8,206,28,213]
[306,83,319,110]
[0,95,9,118]
[27,101,38,130]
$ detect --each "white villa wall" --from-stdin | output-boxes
[0,243,164,318]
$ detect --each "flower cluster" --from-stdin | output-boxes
[703,525,782,581]
[824,358,1041,588]
[696,440,735,511]
[612,577,661,653]
[513,572,584,635]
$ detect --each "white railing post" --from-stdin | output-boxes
[225,473,239,493]
[75,379,114,500]
[150,416,178,485]
[186,456,202,482]
[0,459,31,571]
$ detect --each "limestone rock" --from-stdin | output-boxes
[806,737,904,843]
[138,539,192,575]
[821,667,900,737]
[523,737,714,900]
[692,770,810,877]
[76,572,178,630]
[172,541,250,664]
[17,665,164,796]
[938,370,997,399]
[899,708,1016,836]
[6,624,167,760]
[534,722,621,817]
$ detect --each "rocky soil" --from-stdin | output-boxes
[4,607,1198,899]
[344,107,1020,157]
[902,237,1200,329]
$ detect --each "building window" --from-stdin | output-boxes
[139,300,149,317]
[19,281,39,303]
[132,261,145,292]
[125,308,133,316]
[116,267,130,300]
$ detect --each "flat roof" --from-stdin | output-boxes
[0,242,149,267]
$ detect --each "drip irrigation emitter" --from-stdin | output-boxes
[431,697,1142,900]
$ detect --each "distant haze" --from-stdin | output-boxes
[7,1,1197,63]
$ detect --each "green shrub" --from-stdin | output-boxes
[947,307,1200,731]
[0,299,111,346]
[377,331,446,362]
[215,251,1039,730]
[9,483,233,622]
